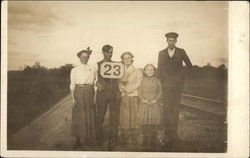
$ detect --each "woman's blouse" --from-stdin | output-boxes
[70,64,97,90]
[119,64,143,97]
[139,76,162,101]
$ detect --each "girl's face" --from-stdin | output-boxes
[122,54,133,66]
[144,65,155,77]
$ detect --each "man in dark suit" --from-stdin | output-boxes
[157,32,192,146]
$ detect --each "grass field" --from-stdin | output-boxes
[7,70,70,138]
[73,109,226,152]
[183,78,227,101]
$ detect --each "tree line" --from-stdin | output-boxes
[12,62,227,81]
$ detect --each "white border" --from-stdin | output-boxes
[1,1,249,158]
[227,1,249,157]
[1,0,8,156]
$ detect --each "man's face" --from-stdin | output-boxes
[167,38,177,49]
[103,48,113,60]
[79,53,90,64]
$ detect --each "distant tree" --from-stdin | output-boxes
[32,62,40,69]
[205,62,212,67]
[23,66,32,73]
[32,62,47,73]
[217,64,227,71]
[58,64,73,78]
[216,64,227,81]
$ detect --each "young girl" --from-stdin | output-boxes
[138,64,163,148]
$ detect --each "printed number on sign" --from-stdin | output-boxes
[100,62,124,79]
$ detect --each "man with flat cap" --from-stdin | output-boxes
[95,44,121,149]
[157,32,192,147]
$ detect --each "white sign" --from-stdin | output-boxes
[100,62,124,79]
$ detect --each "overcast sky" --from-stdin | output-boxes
[7,1,228,70]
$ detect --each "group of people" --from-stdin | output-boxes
[69,32,192,150]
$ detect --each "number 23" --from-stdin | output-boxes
[104,65,121,76]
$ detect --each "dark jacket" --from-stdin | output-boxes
[157,47,192,82]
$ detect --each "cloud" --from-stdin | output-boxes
[6,1,228,70]
[8,50,38,60]
[215,57,228,64]
[8,1,60,32]
[8,50,40,70]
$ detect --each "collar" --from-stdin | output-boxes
[125,64,136,74]
[144,76,156,79]
[168,47,176,52]
[101,59,112,62]
[79,63,88,66]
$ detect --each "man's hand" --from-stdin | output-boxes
[96,82,104,91]
[93,93,97,105]
[72,98,76,107]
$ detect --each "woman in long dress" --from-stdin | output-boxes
[118,52,143,146]
[70,47,97,148]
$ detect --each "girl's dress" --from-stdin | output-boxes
[138,76,162,125]
[138,76,163,146]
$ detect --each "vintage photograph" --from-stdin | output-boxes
[5,1,229,154]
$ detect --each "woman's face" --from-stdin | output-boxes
[144,65,155,77]
[122,54,133,66]
[79,52,90,64]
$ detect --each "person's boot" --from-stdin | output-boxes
[142,135,148,146]
[170,133,180,151]
[73,137,81,149]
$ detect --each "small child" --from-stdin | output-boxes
[138,64,164,148]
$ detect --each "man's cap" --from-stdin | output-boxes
[77,47,92,58]
[102,44,113,52]
[165,32,179,39]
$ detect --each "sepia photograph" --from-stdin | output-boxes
[1,1,249,158]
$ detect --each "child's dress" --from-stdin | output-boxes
[138,76,162,125]
[138,76,163,147]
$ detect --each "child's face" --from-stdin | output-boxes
[145,65,155,77]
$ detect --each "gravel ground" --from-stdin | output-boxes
[76,109,227,152]
[177,110,226,152]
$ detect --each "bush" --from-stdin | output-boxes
[7,63,73,138]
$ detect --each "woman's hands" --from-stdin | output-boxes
[71,89,76,107]
[142,99,157,106]
[149,99,157,105]
[120,86,127,93]
[93,92,97,105]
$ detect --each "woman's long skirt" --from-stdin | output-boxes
[119,95,140,145]
[119,95,140,129]
[71,85,96,143]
